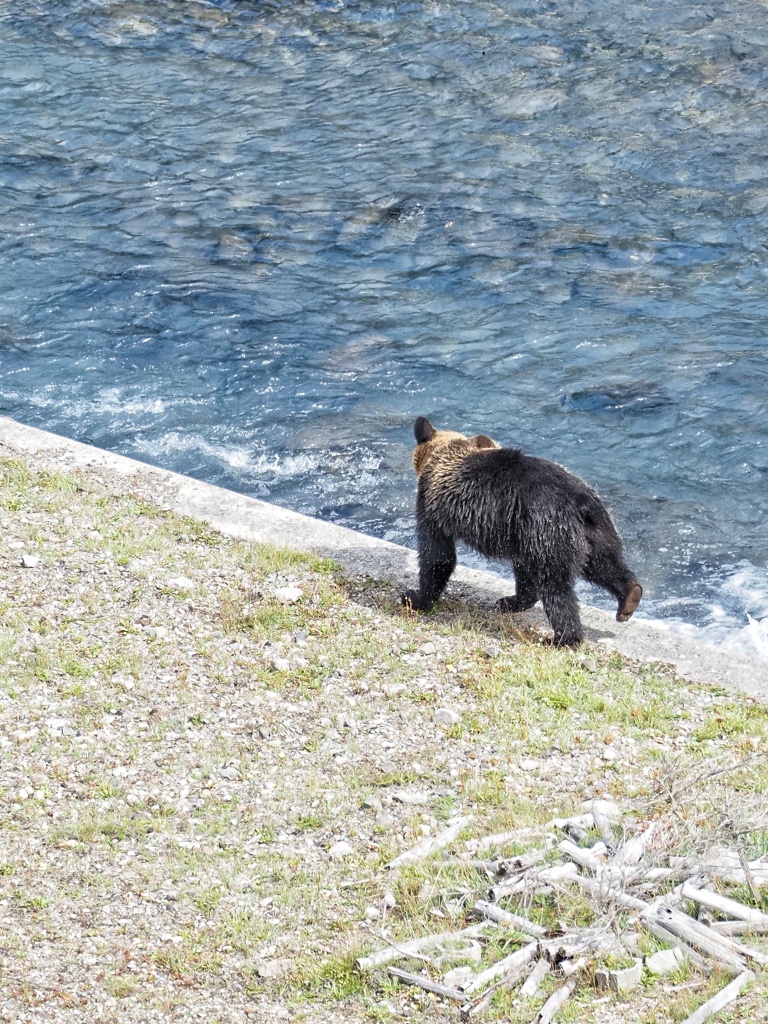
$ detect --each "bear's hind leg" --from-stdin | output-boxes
[584,551,642,623]
[495,565,538,614]
[616,582,642,622]
[541,584,584,647]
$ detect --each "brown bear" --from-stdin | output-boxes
[401,416,642,646]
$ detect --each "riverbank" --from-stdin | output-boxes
[2,417,767,697]
[1,420,767,1022]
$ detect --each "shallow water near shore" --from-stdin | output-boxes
[1,0,767,656]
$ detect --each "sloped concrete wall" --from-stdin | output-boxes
[2,415,766,697]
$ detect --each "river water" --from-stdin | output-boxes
[1,1,767,656]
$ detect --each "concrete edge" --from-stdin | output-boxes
[2,415,767,698]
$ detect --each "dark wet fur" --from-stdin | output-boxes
[402,418,642,646]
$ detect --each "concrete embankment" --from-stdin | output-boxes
[2,415,766,698]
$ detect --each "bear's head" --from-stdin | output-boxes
[411,416,499,477]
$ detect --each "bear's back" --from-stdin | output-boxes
[422,445,613,560]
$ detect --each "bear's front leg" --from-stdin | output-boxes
[541,585,584,647]
[401,529,456,612]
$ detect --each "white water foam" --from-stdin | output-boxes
[644,560,768,661]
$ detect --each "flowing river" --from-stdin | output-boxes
[1,0,768,655]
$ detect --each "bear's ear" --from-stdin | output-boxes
[414,416,437,444]
[472,434,496,450]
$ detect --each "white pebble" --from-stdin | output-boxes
[434,708,460,727]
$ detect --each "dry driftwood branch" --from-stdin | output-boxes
[507,846,552,870]
[557,838,607,873]
[642,919,711,973]
[738,849,761,905]
[610,822,658,867]
[680,882,768,929]
[386,966,466,1002]
[519,957,550,998]
[388,816,472,868]
[464,828,539,854]
[678,970,754,1024]
[702,867,768,887]
[657,906,768,968]
[356,921,494,971]
[560,955,589,977]
[652,907,751,972]
[569,872,649,912]
[710,919,768,936]
[460,941,538,996]
[490,862,579,900]
[542,925,622,960]
[591,806,616,845]
[546,812,594,832]
[533,971,580,1024]
[459,957,536,1020]
[473,900,547,938]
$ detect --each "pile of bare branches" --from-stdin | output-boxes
[358,807,768,1023]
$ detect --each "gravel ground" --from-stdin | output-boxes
[1,447,767,1024]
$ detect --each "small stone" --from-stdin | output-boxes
[482,643,501,658]
[328,840,354,860]
[363,795,383,812]
[228,874,252,893]
[273,586,303,605]
[257,958,292,980]
[434,708,460,727]
[645,948,684,976]
[375,812,396,828]
[218,765,240,780]
[602,746,617,762]
[443,965,474,987]
[20,553,40,568]
[580,799,622,821]
[595,959,643,993]
[269,656,291,673]
[381,891,397,910]
[167,574,195,590]
[520,759,540,772]
[392,790,429,805]
[418,642,437,656]
[382,683,407,697]
[364,905,379,920]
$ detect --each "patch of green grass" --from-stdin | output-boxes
[104,974,138,999]
[54,810,170,845]
[291,949,367,1000]
[371,769,420,789]
[192,886,224,918]
[151,939,223,979]
[294,814,323,832]
[692,703,768,744]
[61,655,93,679]
[13,890,50,911]
[470,769,508,808]
[214,910,273,952]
